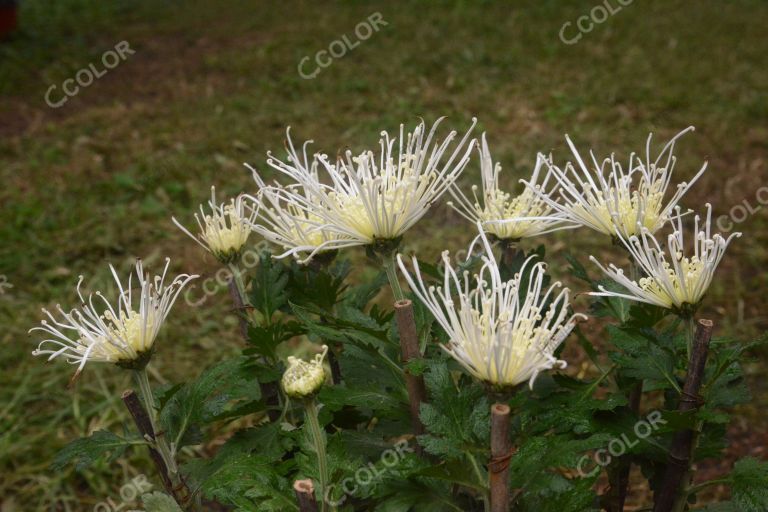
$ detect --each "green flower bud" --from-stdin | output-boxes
[282,345,329,399]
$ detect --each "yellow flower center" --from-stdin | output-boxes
[77,308,156,362]
[328,157,436,240]
[476,187,548,239]
[638,255,705,308]
[201,205,250,260]
[577,184,665,236]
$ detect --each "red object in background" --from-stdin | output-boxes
[0,2,18,40]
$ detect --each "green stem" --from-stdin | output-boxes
[305,399,331,512]
[134,369,179,477]
[686,477,730,495]
[382,252,405,302]
[466,451,490,512]
[228,262,250,306]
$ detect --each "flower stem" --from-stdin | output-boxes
[228,262,250,306]
[304,398,331,512]
[134,369,179,478]
[466,451,490,512]
[382,251,405,302]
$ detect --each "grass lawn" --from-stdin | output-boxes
[1,0,766,509]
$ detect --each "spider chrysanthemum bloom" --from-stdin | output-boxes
[265,118,476,250]
[282,345,329,399]
[172,187,257,264]
[527,127,707,239]
[589,204,741,313]
[448,134,575,241]
[246,159,358,262]
[30,259,197,376]
[398,224,586,388]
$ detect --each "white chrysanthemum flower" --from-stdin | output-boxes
[245,155,358,262]
[30,259,197,376]
[527,127,707,238]
[172,187,257,264]
[589,204,740,311]
[265,118,476,249]
[448,134,576,240]
[398,223,586,388]
[282,345,329,398]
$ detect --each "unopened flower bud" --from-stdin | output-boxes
[282,345,329,399]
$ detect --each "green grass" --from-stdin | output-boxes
[1,0,767,509]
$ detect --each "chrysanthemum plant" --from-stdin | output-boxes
[33,123,767,512]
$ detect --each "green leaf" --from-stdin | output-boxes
[291,301,404,383]
[216,422,294,463]
[418,360,490,459]
[51,430,139,471]
[320,385,404,418]
[141,491,183,512]
[730,457,768,512]
[414,461,486,491]
[249,252,290,319]
[509,433,608,495]
[591,279,632,322]
[198,453,298,511]
[565,252,592,284]
[246,320,303,361]
[697,503,740,512]
[295,430,362,505]
[288,258,350,310]
[160,357,261,449]
[343,270,388,310]
[374,477,462,512]
[606,326,677,388]
[626,302,668,327]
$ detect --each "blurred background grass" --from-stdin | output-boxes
[1,0,766,510]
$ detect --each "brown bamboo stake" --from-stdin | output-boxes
[606,381,642,511]
[490,403,512,512]
[122,390,193,509]
[653,319,714,512]
[228,278,281,422]
[293,479,319,512]
[394,299,427,438]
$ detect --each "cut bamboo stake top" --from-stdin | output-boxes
[653,319,714,512]
[394,299,428,439]
[122,390,192,509]
[228,278,281,422]
[294,479,319,512]
[490,403,512,512]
